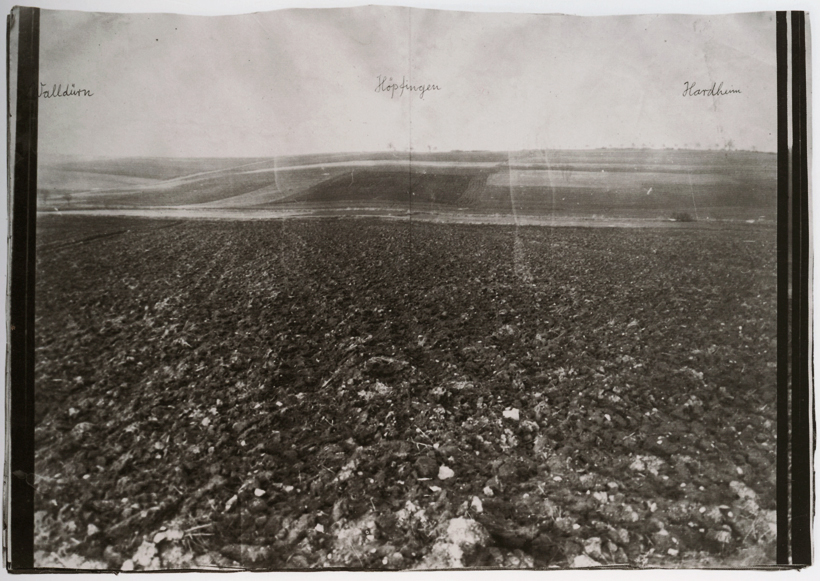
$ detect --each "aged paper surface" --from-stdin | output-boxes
[4,0,807,575]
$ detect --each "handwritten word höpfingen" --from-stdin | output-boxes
[376,75,440,100]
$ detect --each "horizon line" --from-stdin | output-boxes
[39,146,778,160]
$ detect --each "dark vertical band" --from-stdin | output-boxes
[789,10,811,567]
[8,6,40,572]
[775,10,789,565]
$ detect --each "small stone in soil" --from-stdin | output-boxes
[573,554,602,567]
[471,496,483,513]
[132,541,158,569]
[503,408,520,421]
[438,465,455,480]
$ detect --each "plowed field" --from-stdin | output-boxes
[34,215,776,569]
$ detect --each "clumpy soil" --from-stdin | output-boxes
[33,216,776,570]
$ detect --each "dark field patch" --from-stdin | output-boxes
[285,170,478,206]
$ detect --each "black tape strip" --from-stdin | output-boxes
[8,5,40,572]
[775,10,789,565]
[790,10,812,567]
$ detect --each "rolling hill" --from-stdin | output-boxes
[37,149,776,221]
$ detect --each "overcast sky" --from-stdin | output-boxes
[37,7,777,157]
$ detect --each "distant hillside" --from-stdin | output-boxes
[38,149,776,221]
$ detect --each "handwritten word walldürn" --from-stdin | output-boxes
[39,83,94,98]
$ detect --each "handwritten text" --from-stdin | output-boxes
[39,83,94,98]
[683,81,740,97]
[376,75,440,100]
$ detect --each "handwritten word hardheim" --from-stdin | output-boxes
[682,81,740,97]
[376,75,440,100]
[39,83,94,98]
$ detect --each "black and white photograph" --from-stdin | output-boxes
[8,0,796,571]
